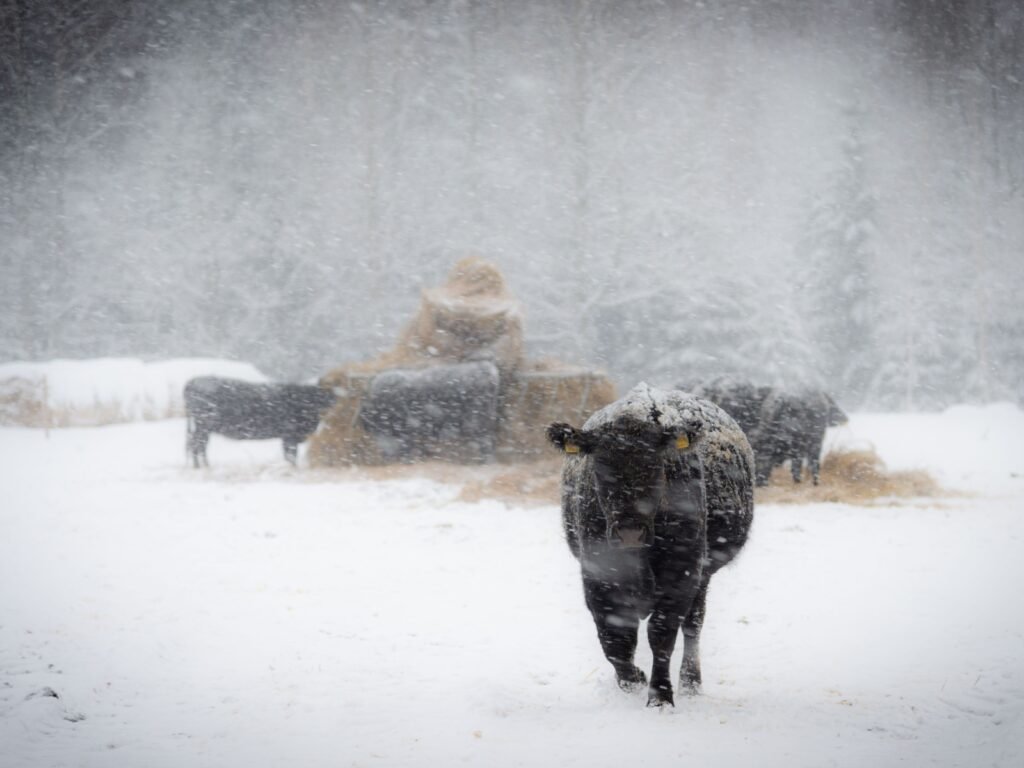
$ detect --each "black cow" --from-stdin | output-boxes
[184,377,336,467]
[357,360,500,463]
[688,376,773,437]
[547,383,754,707]
[751,388,848,486]
[685,378,848,486]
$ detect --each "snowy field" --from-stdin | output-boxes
[2,405,1024,767]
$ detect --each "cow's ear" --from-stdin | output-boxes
[546,422,590,454]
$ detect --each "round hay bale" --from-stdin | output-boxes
[496,364,617,462]
[307,368,384,467]
[391,256,524,374]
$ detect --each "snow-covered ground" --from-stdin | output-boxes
[2,405,1023,767]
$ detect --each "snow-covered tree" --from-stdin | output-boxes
[796,103,878,406]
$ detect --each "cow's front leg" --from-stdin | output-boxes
[594,613,646,692]
[754,454,774,487]
[192,430,210,468]
[585,581,646,692]
[646,610,680,707]
[649,538,705,706]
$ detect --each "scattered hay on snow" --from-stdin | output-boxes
[308,445,942,508]
[755,447,942,505]
[453,458,564,505]
[185,445,943,510]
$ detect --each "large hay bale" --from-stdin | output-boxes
[309,258,614,467]
[367,256,524,375]
[306,369,383,467]
[309,363,616,467]
[495,364,617,461]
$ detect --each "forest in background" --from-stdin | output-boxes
[1,0,1021,410]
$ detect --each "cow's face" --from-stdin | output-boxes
[826,396,848,427]
[548,422,701,549]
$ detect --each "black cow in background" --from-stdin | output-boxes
[547,383,754,707]
[184,377,336,467]
[753,388,847,486]
[684,377,848,486]
[688,376,773,437]
[357,360,500,463]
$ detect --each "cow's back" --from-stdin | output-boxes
[358,361,500,462]
[185,377,316,440]
[690,377,771,438]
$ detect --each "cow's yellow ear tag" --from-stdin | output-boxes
[675,435,690,450]
[564,442,580,454]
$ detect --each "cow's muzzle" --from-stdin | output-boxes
[609,523,650,549]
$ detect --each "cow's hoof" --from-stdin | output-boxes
[679,679,702,697]
[616,669,647,693]
[646,687,675,708]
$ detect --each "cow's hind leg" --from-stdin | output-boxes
[647,610,681,707]
[193,429,210,468]
[283,439,298,466]
[187,425,204,468]
[186,423,196,468]
[680,575,711,696]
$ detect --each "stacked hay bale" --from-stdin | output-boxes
[391,256,525,376]
[495,361,616,461]
[308,257,615,466]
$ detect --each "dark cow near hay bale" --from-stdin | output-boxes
[357,361,501,463]
[685,378,848,487]
[307,257,615,467]
[753,388,848,486]
[688,376,773,437]
[184,377,336,467]
[547,383,754,707]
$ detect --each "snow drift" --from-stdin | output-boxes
[0,358,268,427]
